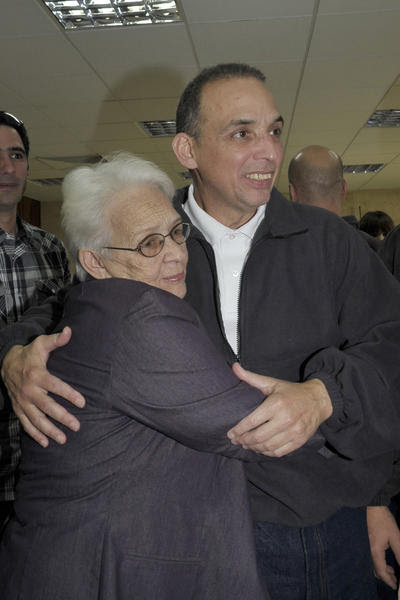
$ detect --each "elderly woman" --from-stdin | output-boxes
[0,153,270,599]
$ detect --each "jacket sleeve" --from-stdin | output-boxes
[0,286,69,365]
[303,228,400,460]
[369,453,400,505]
[111,291,278,461]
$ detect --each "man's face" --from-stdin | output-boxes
[0,126,28,210]
[188,77,284,228]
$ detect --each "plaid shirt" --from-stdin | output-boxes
[0,217,71,501]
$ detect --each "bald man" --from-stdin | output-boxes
[288,144,380,251]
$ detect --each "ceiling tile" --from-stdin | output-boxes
[67,24,194,71]
[309,11,400,59]
[0,0,57,36]
[0,35,94,79]
[182,0,314,22]
[190,18,312,63]
[3,73,111,105]
[120,98,179,121]
[319,1,400,14]
[99,66,198,100]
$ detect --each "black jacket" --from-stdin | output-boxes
[173,187,400,525]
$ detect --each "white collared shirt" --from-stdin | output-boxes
[183,184,265,354]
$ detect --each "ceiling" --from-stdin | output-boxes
[1,0,400,203]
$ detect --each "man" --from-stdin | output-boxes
[288,144,380,250]
[2,65,400,599]
[288,143,400,595]
[0,111,71,531]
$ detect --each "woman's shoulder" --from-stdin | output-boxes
[67,278,197,323]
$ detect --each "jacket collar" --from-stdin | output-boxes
[173,186,309,242]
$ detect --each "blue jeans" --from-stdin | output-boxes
[254,507,378,600]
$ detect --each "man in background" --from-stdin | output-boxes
[0,111,71,532]
[288,144,380,251]
[288,142,400,596]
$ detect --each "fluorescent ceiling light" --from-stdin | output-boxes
[366,109,400,127]
[42,1,181,29]
[343,164,385,174]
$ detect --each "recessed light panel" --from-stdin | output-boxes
[343,164,385,174]
[366,109,400,127]
[30,178,64,186]
[42,1,181,29]
[140,120,176,137]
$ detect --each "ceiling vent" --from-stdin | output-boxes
[35,154,103,170]
[366,109,400,127]
[42,1,181,30]
[140,120,176,137]
[30,178,64,186]
[343,164,385,174]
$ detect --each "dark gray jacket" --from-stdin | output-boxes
[0,279,269,600]
[342,214,382,252]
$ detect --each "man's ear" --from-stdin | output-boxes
[172,133,198,169]
[78,249,110,280]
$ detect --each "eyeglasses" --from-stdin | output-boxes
[104,222,191,258]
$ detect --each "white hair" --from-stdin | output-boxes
[61,152,176,280]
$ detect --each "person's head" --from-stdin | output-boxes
[61,152,188,298]
[359,211,394,240]
[288,145,346,215]
[0,111,30,211]
[172,63,284,228]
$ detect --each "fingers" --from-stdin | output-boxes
[53,326,72,348]
[373,559,397,590]
[33,327,72,359]
[14,386,81,446]
[231,423,309,457]
[388,525,400,566]
[31,371,85,409]
[232,362,276,393]
[228,399,272,440]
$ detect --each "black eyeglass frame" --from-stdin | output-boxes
[103,221,191,258]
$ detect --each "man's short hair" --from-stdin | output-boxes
[176,63,266,138]
[0,111,30,157]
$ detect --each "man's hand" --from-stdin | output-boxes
[1,327,85,447]
[227,363,332,457]
[367,505,400,590]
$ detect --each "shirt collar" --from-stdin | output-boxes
[0,217,27,243]
[184,184,266,246]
